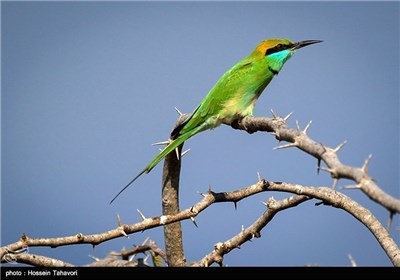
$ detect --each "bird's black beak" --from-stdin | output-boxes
[291,40,323,50]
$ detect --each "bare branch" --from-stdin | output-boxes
[191,194,310,266]
[3,252,73,267]
[119,243,166,262]
[0,181,269,263]
[2,180,398,266]
[192,181,400,267]
[87,254,143,267]
[225,115,400,214]
[266,182,400,267]
[162,115,187,266]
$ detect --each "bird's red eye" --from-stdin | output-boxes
[276,44,284,50]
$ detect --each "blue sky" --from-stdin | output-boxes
[2,1,399,266]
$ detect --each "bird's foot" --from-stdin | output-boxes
[231,118,256,134]
[231,118,242,130]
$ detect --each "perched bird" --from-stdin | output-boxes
[110,38,322,204]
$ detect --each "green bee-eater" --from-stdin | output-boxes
[110,38,322,204]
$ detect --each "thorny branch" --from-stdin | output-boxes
[0,181,269,265]
[161,114,187,266]
[269,182,400,267]
[2,181,399,266]
[191,193,311,267]
[191,182,400,267]
[227,114,400,215]
[2,252,74,267]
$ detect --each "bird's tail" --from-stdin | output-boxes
[109,127,200,204]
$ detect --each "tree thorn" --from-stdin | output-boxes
[341,184,361,190]
[152,140,170,146]
[233,201,237,210]
[296,120,301,131]
[174,107,183,116]
[181,148,191,158]
[348,254,357,267]
[362,154,372,174]
[320,167,340,182]
[266,196,277,209]
[117,214,123,227]
[332,178,339,189]
[333,140,347,153]
[256,172,262,182]
[88,254,100,262]
[387,212,394,231]
[142,237,151,245]
[315,201,324,206]
[261,201,268,207]
[270,109,277,119]
[143,254,151,266]
[303,120,312,134]
[197,191,207,198]
[273,143,297,150]
[175,148,180,160]
[284,111,293,121]
[137,209,146,221]
[317,158,321,175]
[319,166,333,174]
[190,216,198,228]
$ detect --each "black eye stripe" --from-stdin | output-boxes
[265,44,290,56]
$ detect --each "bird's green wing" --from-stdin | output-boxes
[176,58,255,137]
